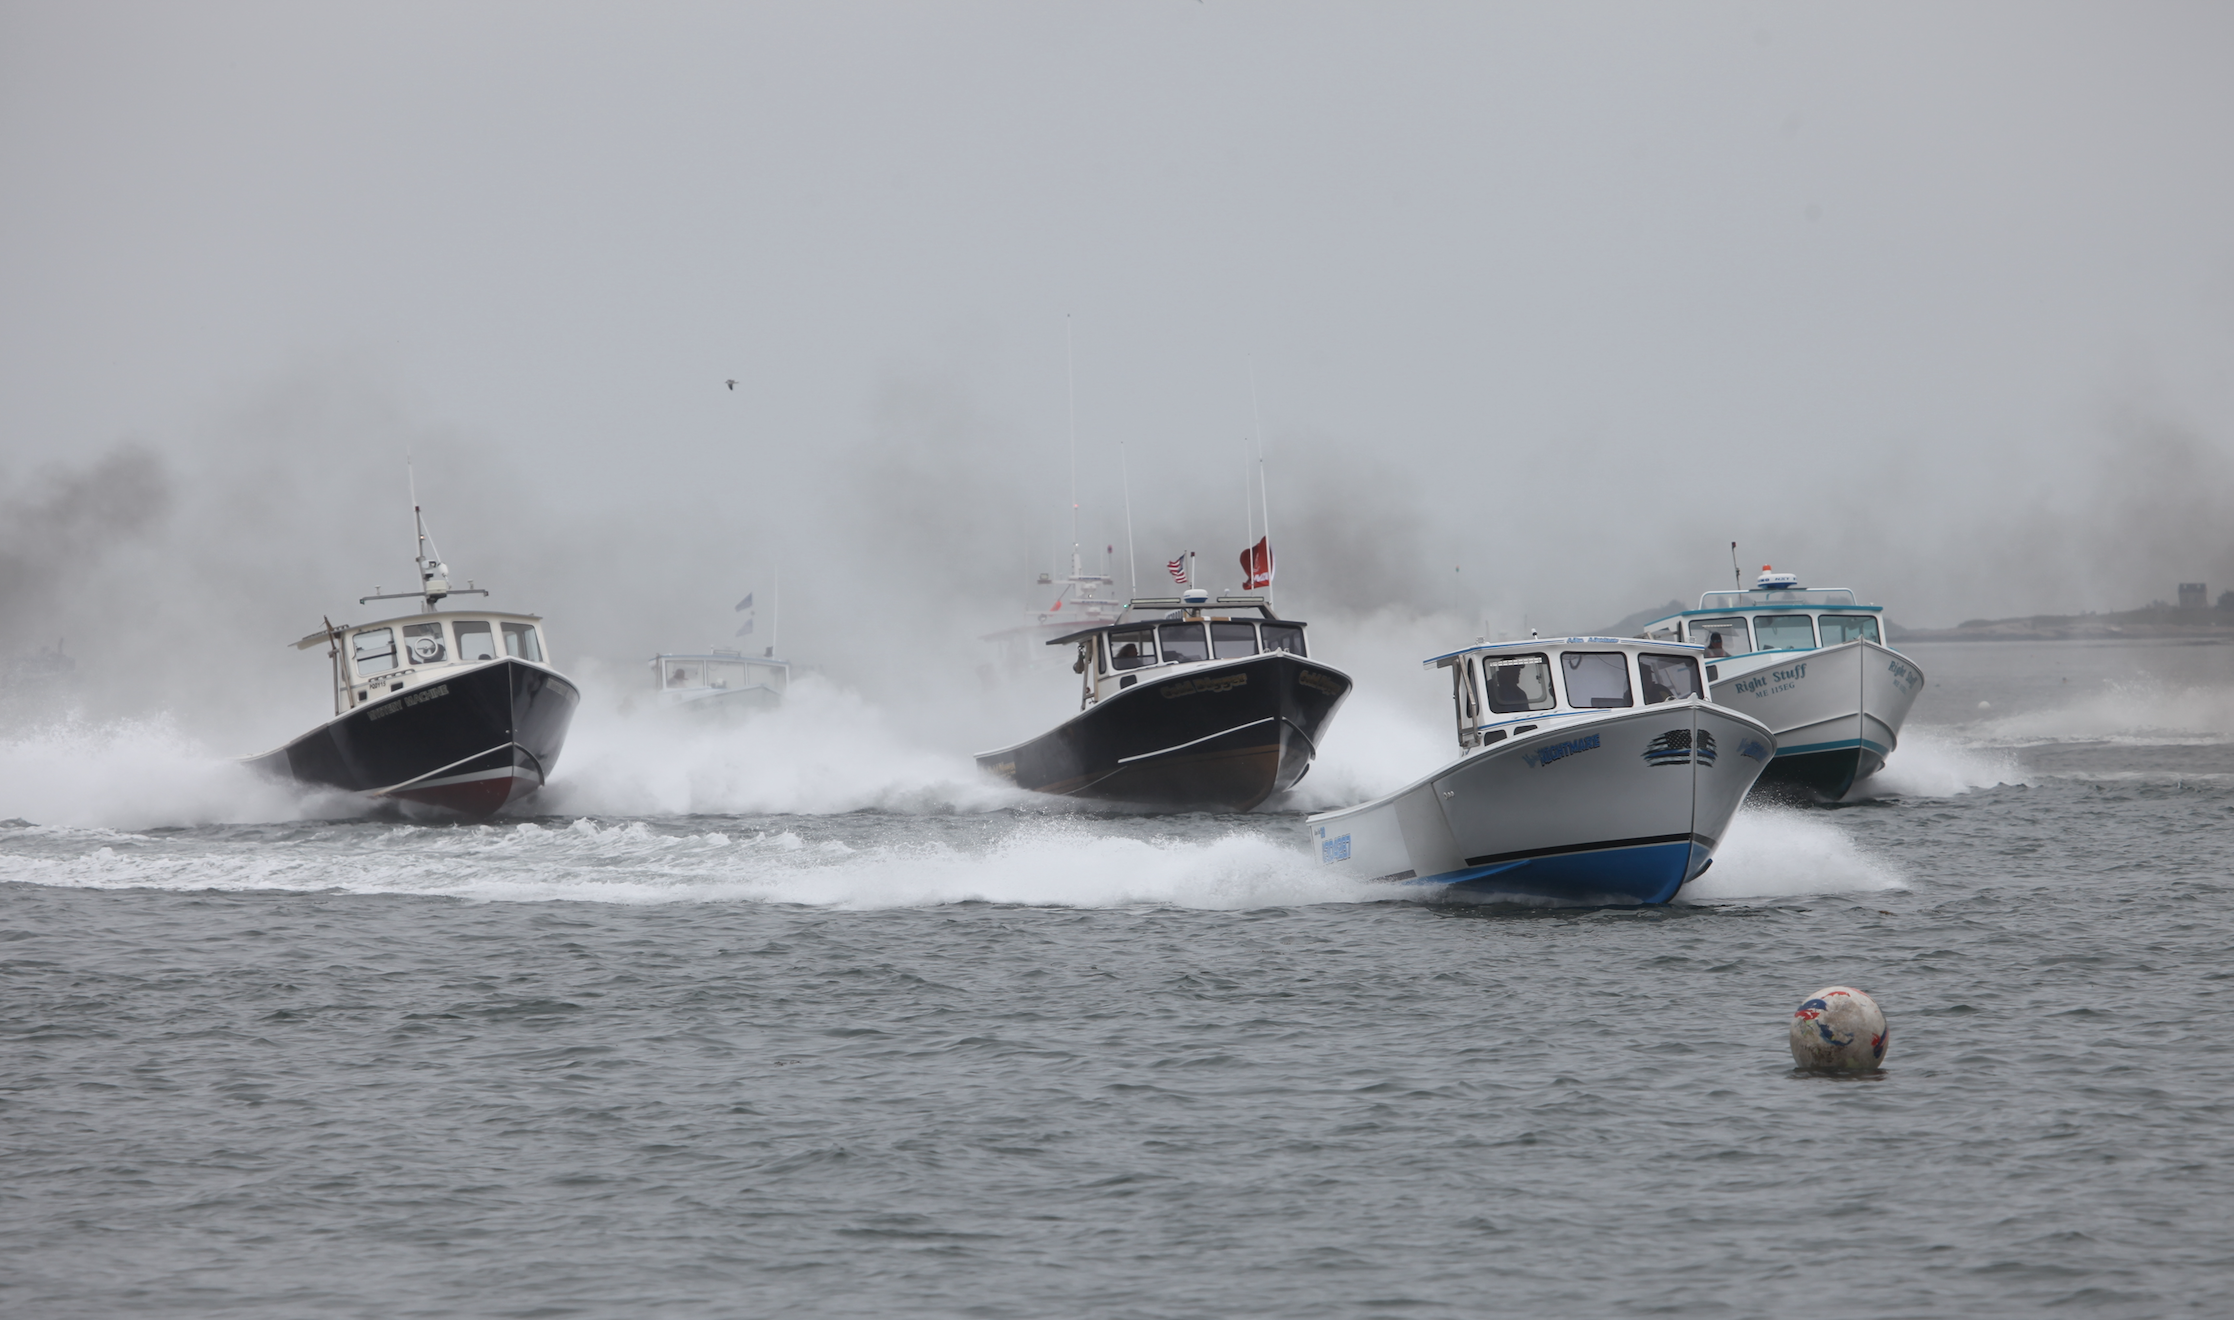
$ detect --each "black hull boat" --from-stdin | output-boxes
[248,656,579,817]
[247,489,579,820]
[977,593,1351,812]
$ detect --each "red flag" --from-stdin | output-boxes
[1239,537,1274,591]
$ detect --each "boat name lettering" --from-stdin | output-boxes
[1732,660,1807,697]
[1321,833,1351,864]
[404,683,450,707]
[1163,673,1248,699]
[1298,669,1343,696]
[1522,732,1601,768]
[366,700,404,721]
[1885,658,1919,693]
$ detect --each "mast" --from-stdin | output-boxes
[1120,441,1138,599]
[1066,315,1080,585]
[1250,363,1275,609]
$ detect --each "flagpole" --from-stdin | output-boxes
[1120,442,1138,601]
[772,566,780,656]
[1066,315,1080,584]
[1241,435,1254,591]
[1249,362,1274,611]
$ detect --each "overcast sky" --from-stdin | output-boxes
[5,2,2232,744]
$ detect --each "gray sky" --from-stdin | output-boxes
[5,2,2232,747]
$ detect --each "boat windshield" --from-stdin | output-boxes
[1819,615,1880,644]
[403,622,447,666]
[502,621,542,663]
[709,660,747,689]
[1639,653,1702,704]
[1159,623,1209,665]
[1262,623,1306,656]
[1210,622,1258,659]
[1107,627,1157,671]
[353,627,397,676]
[1483,654,1554,713]
[455,621,497,662]
[1689,617,1749,657]
[1754,614,1817,651]
[1562,651,1633,709]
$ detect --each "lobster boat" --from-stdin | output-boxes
[976,588,1351,811]
[245,498,578,817]
[1630,567,1926,799]
[1308,636,1775,904]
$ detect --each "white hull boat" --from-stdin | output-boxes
[1310,637,1775,904]
[1633,568,1925,799]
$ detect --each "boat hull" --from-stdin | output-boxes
[247,657,580,818]
[1308,702,1775,904]
[977,651,1351,811]
[1708,641,1924,799]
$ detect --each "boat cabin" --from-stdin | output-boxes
[294,611,551,716]
[1049,593,1308,708]
[650,649,791,707]
[1637,571,1885,665]
[1423,637,1711,751]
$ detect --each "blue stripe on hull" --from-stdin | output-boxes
[1401,840,1701,905]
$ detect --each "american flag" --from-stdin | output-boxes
[1167,553,1188,585]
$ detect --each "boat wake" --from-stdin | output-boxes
[1680,807,1907,901]
[1968,679,2234,748]
[0,815,1378,911]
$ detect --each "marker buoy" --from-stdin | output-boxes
[1790,986,1888,1071]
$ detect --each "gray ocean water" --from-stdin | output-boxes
[5,639,2232,1317]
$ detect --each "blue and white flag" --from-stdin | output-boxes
[735,591,755,637]
[734,593,754,612]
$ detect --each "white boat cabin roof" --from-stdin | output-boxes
[1417,636,1716,750]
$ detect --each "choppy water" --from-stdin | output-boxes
[5,639,2232,1317]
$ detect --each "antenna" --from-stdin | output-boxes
[1730,541,1741,589]
[1250,362,1275,609]
[1066,316,1080,582]
[361,455,486,609]
[1241,435,1254,590]
[1120,441,1139,599]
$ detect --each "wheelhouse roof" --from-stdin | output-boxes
[1420,636,1706,669]
[291,609,545,650]
[649,652,790,664]
[1044,612,1309,647]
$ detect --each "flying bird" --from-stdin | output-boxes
[725,379,737,390]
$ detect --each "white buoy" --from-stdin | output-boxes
[1789,986,1888,1071]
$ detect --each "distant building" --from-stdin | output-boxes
[2178,582,2207,610]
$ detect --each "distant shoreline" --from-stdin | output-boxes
[1893,606,2234,644]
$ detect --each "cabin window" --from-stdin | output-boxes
[502,622,543,663]
[666,663,699,689]
[1483,654,1554,713]
[1689,617,1749,657]
[1158,623,1210,665]
[1210,622,1258,659]
[1819,615,1880,644]
[1753,614,1817,651]
[1639,653,1702,704]
[1108,628,1157,671]
[455,620,497,662]
[352,627,397,676]
[1562,651,1633,709]
[1261,623,1306,656]
[402,622,447,666]
[709,660,747,689]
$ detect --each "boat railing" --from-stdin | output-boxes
[1697,587,1859,609]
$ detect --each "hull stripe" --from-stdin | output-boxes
[1115,716,1277,764]
[1465,831,1717,868]
[1776,737,1891,757]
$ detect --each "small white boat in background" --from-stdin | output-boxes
[1309,636,1775,904]
[648,648,789,719]
[1632,567,1926,799]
